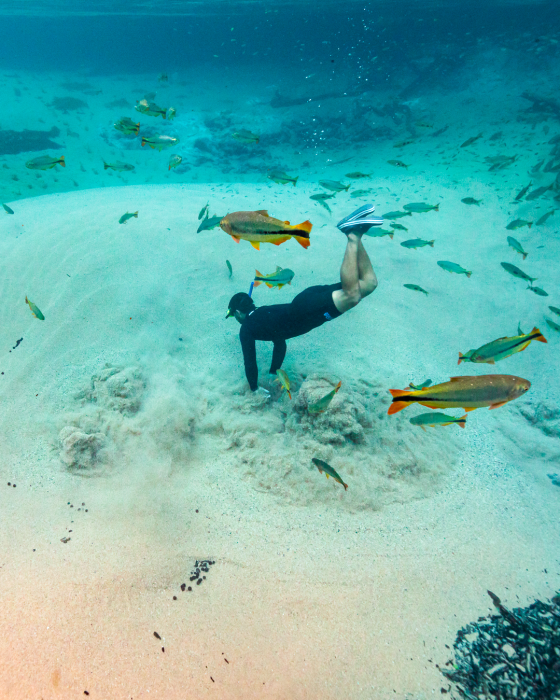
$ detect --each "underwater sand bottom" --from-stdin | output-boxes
[0,443,557,700]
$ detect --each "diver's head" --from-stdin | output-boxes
[226,292,255,323]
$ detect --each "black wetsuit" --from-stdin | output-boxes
[239,283,342,391]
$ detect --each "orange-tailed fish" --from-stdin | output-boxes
[135,98,167,118]
[254,266,294,289]
[388,375,530,415]
[458,327,547,365]
[276,369,291,398]
[410,412,467,430]
[25,296,45,320]
[141,134,179,151]
[308,381,342,414]
[25,155,65,170]
[168,154,182,170]
[113,117,139,135]
[311,458,348,491]
[220,210,311,250]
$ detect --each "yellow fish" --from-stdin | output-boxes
[25,296,45,320]
[220,210,311,250]
[275,369,292,399]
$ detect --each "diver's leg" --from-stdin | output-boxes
[356,237,378,297]
[332,233,362,313]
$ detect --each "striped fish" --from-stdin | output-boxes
[388,375,530,415]
[220,210,311,250]
[458,327,546,364]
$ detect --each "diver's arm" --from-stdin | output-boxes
[240,325,258,391]
[269,339,287,375]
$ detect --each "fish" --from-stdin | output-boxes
[531,160,544,173]
[460,133,483,148]
[253,266,295,289]
[500,262,536,285]
[363,228,393,239]
[275,369,291,399]
[403,202,439,213]
[432,126,448,137]
[525,185,551,201]
[410,412,467,430]
[310,193,336,200]
[308,381,342,414]
[535,209,556,226]
[232,129,259,144]
[197,215,223,233]
[319,180,350,192]
[506,219,532,230]
[311,457,348,491]
[403,283,428,295]
[226,260,233,277]
[529,286,548,297]
[220,210,312,250]
[198,202,209,220]
[113,117,140,135]
[168,154,182,170]
[103,160,135,171]
[388,374,530,415]
[458,327,547,365]
[25,155,65,170]
[2,203,14,214]
[165,107,176,121]
[507,236,528,260]
[345,172,371,179]
[25,296,45,320]
[546,318,560,332]
[267,170,298,186]
[488,155,517,171]
[382,210,412,219]
[393,138,416,147]
[437,261,472,277]
[387,160,409,169]
[158,73,168,82]
[350,189,372,198]
[489,131,502,141]
[401,238,434,249]
[409,379,432,390]
[119,211,138,224]
[135,98,167,118]
[389,223,408,231]
[461,197,481,205]
[310,193,335,212]
[415,121,433,128]
[312,199,331,212]
[514,182,532,201]
[549,306,560,316]
[141,134,179,151]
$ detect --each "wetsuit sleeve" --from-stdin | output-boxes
[239,325,258,391]
[269,339,287,375]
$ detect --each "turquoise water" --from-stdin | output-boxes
[0,2,559,698]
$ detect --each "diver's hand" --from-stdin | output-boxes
[255,387,271,399]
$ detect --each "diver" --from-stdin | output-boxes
[226,204,383,396]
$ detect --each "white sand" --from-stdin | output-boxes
[0,177,559,699]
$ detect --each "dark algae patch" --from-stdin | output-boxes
[441,590,560,699]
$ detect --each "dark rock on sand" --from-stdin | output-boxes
[0,126,62,155]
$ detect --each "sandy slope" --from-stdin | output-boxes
[0,182,559,699]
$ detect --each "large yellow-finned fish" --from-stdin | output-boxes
[458,327,547,364]
[220,210,311,250]
[388,374,530,415]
